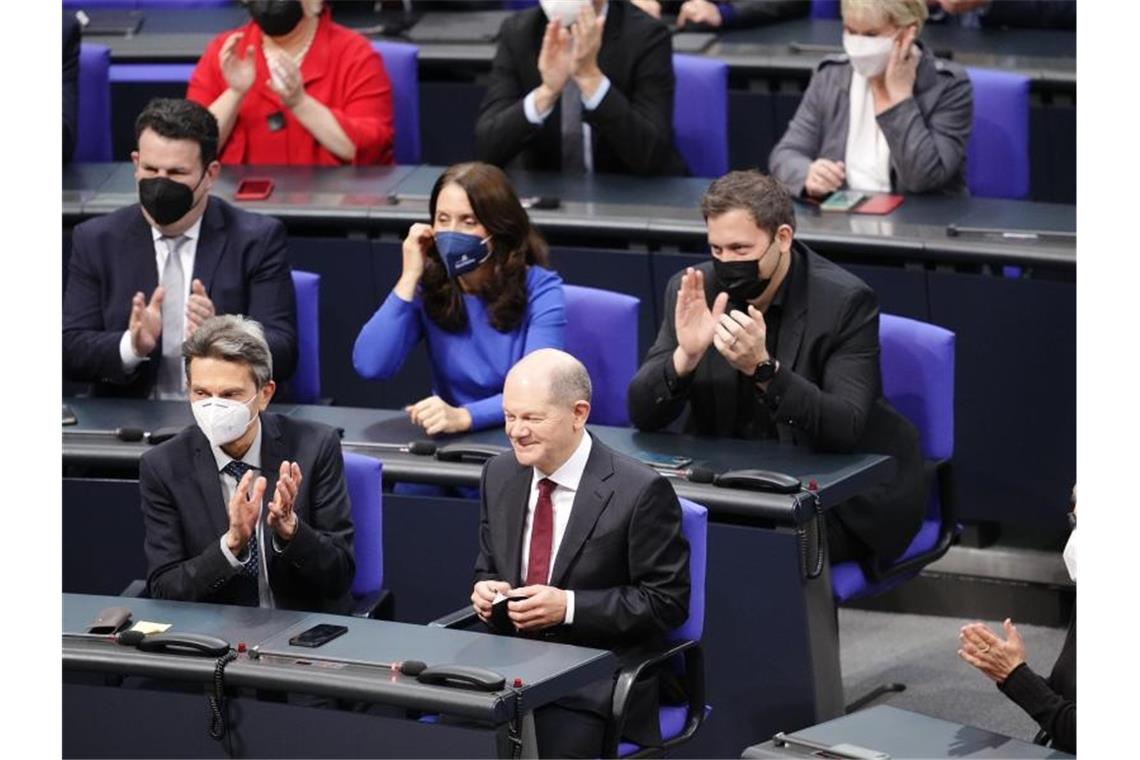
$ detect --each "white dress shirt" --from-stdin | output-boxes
[844,71,893,193]
[210,418,281,608]
[520,431,593,625]
[522,2,611,174]
[118,215,203,394]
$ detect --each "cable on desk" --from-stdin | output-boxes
[208,649,239,741]
[796,490,825,580]
[506,680,523,760]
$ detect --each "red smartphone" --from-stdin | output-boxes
[234,178,275,201]
[853,194,904,215]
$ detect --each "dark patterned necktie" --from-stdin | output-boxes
[222,460,260,577]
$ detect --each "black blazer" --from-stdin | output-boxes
[63,197,298,397]
[140,413,356,614]
[475,2,687,176]
[474,435,690,745]
[628,243,925,564]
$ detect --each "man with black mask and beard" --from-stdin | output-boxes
[64,98,297,399]
[628,170,924,567]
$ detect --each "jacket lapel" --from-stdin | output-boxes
[191,428,230,538]
[191,198,226,294]
[549,438,614,588]
[499,464,532,588]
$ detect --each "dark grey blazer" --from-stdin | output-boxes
[769,42,973,196]
[474,435,690,745]
[140,413,356,614]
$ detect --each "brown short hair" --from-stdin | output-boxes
[700,170,796,238]
[421,162,550,333]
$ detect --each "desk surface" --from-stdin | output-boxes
[63,593,615,722]
[744,704,1073,758]
[87,7,1075,88]
[62,397,894,523]
[62,163,1076,268]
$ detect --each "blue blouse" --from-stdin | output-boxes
[353,266,566,430]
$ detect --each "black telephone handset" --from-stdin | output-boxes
[417,664,506,692]
[434,443,509,464]
[136,632,231,658]
[715,468,802,494]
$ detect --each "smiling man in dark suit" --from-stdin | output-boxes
[475,0,686,176]
[140,315,354,612]
[471,348,690,758]
[63,98,296,399]
[628,170,925,570]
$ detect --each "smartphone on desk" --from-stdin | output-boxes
[636,451,693,470]
[235,178,275,201]
[289,623,348,648]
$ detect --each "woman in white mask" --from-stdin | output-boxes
[769,0,973,198]
[956,486,1076,754]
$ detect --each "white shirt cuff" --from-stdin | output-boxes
[581,76,611,110]
[219,534,248,568]
[563,590,575,625]
[524,88,554,125]
[119,330,148,372]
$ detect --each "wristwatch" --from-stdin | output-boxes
[751,358,780,384]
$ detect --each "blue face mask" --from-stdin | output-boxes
[435,230,493,279]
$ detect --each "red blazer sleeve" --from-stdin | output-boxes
[187,30,231,108]
[328,39,395,165]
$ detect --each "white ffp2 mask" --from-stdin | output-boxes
[843,32,894,79]
[192,394,258,448]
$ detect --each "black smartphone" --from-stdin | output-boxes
[288,623,348,648]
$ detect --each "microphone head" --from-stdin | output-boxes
[115,630,146,647]
[407,441,437,456]
[399,660,427,676]
[687,466,716,484]
[116,427,146,442]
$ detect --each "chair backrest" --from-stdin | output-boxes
[672,54,728,178]
[371,41,421,164]
[965,67,1030,199]
[290,270,321,403]
[810,0,841,19]
[342,452,383,597]
[878,314,955,462]
[562,285,639,427]
[670,498,708,643]
[76,43,112,162]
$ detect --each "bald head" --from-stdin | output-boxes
[506,349,592,408]
[503,350,593,474]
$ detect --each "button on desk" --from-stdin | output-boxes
[63,397,896,757]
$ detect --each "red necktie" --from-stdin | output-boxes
[525,478,557,586]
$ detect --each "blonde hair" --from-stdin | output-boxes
[841,0,928,34]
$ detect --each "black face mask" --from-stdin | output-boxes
[138,172,205,226]
[712,240,780,308]
[247,0,305,37]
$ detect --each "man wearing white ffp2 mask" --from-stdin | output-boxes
[139,314,356,613]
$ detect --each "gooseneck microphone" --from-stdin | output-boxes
[64,426,147,442]
[351,440,437,456]
[655,465,717,484]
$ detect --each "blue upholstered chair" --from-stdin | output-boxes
[672,54,729,178]
[371,41,421,164]
[76,43,112,162]
[609,497,709,758]
[965,68,1030,200]
[562,285,639,427]
[342,452,388,618]
[286,270,321,404]
[831,314,957,710]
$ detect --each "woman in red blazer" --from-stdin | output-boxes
[187,0,394,166]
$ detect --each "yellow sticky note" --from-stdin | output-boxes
[130,621,172,634]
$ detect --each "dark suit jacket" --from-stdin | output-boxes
[474,435,690,745]
[661,0,808,28]
[628,243,925,565]
[475,2,687,176]
[63,197,298,397]
[140,413,355,613]
[63,13,80,163]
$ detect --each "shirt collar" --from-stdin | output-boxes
[532,430,593,494]
[210,415,263,474]
[151,213,203,245]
